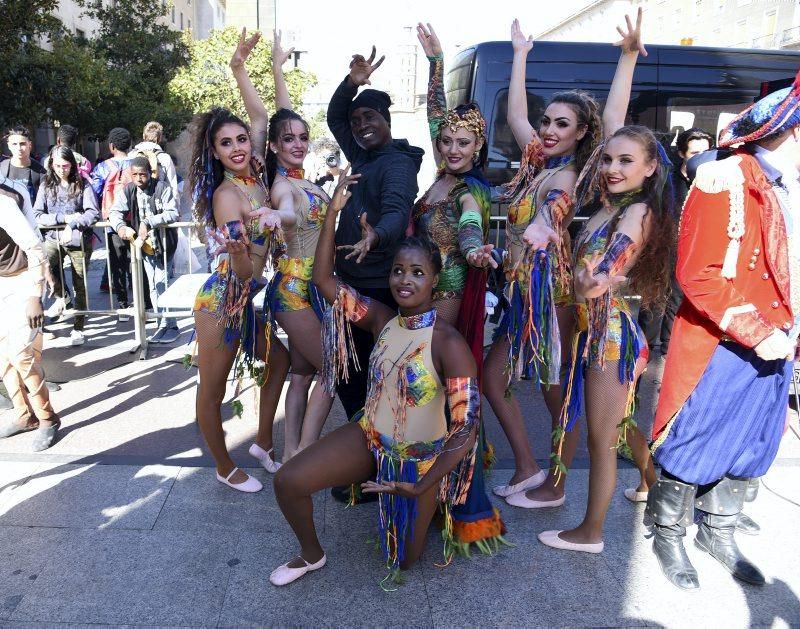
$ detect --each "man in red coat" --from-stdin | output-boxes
[646,72,800,590]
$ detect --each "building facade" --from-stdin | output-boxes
[225,0,275,32]
[538,0,800,50]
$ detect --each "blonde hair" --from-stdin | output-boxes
[143,121,163,143]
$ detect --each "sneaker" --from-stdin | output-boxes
[148,327,167,343]
[70,330,85,346]
[158,327,180,344]
[117,304,131,323]
[45,298,67,320]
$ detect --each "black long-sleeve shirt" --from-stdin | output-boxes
[327,77,424,288]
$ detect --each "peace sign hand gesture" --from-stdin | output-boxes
[231,27,260,70]
[273,29,295,68]
[614,7,647,57]
[349,46,385,86]
[416,23,442,58]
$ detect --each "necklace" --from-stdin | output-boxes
[224,171,257,186]
[606,188,646,211]
[545,155,574,170]
[398,308,437,330]
[277,164,305,180]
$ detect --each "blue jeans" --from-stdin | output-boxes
[142,253,176,329]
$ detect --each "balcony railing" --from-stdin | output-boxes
[781,25,800,47]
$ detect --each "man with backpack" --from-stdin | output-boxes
[129,121,178,201]
[109,156,180,343]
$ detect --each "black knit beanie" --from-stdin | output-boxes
[348,89,392,123]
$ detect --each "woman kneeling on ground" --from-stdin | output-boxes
[271,172,480,587]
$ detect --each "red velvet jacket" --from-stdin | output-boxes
[652,151,793,441]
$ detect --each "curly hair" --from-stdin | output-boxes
[397,236,443,275]
[188,107,249,227]
[43,146,83,200]
[604,125,676,309]
[266,108,310,187]
[435,102,488,169]
[548,90,602,174]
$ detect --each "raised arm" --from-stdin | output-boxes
[272,30,293,111]
[603,8,647,138]
[508,19,535,150]
[230,28,269,157]
[312,170,392,334]
[417,23,445,164]
[327,47,385,162]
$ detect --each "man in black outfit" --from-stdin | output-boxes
[327,47,424,420]
[1,126,45,204]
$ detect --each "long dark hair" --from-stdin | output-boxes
[266,108,310,187]
[547,90,602,175]
[44,146,83,200]
[188,107,250,227]
[583,125,675,308]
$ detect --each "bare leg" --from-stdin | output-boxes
[398,481,440,570]
[283,368,311,462]
[277,309,334,456]
[274,422,376,567]
[626,425,657,492]
[194,310,248,484]
[483,336,541,484]
[524,305,579,501]
[559,355,647,545]
[255,335,289,454]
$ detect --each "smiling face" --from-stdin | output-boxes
[539,102,586,159]
[350,107,391,151]
[600,135,657,194]
[51,155,72,184]
[437,127,482,174]
[270,119,309,170]
[212,122,252,174]
[389,247,438,313]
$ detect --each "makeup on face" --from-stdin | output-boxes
[389,248,436,314]
[438,127,480,174]
[273,119,310,169]
[214,123,252,174]
[539,102,585,158]
[600,136,656,193]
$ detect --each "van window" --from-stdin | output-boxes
[445,51,475,108]
[664,94,755,145]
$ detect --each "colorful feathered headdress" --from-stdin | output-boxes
[719,68,800,147]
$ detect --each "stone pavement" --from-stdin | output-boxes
[1,274,800,627]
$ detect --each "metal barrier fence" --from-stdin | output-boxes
[42,221,204,360]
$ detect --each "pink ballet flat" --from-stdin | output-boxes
[215,467,263,493]
[492,470,547,497]
[538,530,604,554]
[270,554,327,586]
[249,443,281,474]
[505,491,565,509]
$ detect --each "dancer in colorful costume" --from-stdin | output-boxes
[538,9,673,553]
[188,29,289,493]
[414,22,505,555]
[270,173,482,587]
[647,71,800,590]
[485,19,602,509]
[235,30,333,466]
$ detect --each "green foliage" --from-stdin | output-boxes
[169,27,317,123]
[305,109,330,141]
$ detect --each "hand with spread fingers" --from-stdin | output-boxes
[273,29,295,68]
[614,7,647,56]
[522,222,559,251]
[576,251,627,299]
[416,22,442,58]
[338,213,377,264]
[348,46,385,87]
[250,206,281,232]
[361,480,419,499]
[329,166,360,215]
[467,244,499,269]
[230,27,261,70]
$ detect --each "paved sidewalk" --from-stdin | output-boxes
[1,305,799,627]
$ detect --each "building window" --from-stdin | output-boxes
[75,28,85,39]
[737,0,752,5]
[171,6,175,23]
[763,9,778,37]
[180,12,183,29]
[188,18,191,30]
